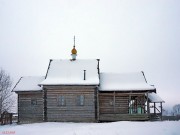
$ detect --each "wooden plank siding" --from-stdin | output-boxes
[17,91,44,123]
[43,86,97,122]
[99,92,149,121]
[99,93,129,114]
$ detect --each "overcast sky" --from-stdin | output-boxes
[0,0,180,110]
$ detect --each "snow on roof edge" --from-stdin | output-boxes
[98,88,156,91]
[148,92,165,103]
[13,76,45,92]
[99,72,156,91]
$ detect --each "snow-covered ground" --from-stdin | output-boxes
[1,121,180,135]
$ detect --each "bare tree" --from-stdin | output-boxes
[0,68,13,114]
[172,104,180,116]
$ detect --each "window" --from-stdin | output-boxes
[31,99,37,105]
[77,95,84,106]
[58,96,66,106]
[109,100,114,106]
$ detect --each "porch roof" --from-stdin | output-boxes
[148,92,165,103]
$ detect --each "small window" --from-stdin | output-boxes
[58,96,66,106]
[77,95,84,106]
[31,99,37,105]
[109,100,114,106]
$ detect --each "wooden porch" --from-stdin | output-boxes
[99,114,149,121]
[98,91,164,121]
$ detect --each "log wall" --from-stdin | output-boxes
[44,86,97,122]
[99,92,148,121]
[99,92,129,114]
[18,91,44,123]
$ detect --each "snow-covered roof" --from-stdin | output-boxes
[99,72,155,91]
[148,92,165,103]
[13,76,45,92]
[40,59,99,85]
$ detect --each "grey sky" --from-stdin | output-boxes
[0,0,180,110]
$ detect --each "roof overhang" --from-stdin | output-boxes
[148,92,165,103]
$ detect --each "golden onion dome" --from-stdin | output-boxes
[71,46,77,54]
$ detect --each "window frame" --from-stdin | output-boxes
[57,95,66,106]
[77,95,85,106]
[31,99,37,106]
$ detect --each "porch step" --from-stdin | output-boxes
[149,114,161,121]
[99,114,149,121]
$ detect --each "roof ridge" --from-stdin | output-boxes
[100,71,143,74]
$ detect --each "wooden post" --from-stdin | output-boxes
[134,99,136,113]
[129,94,131,114]
[43,88,47,122]
[97,90,100,122]
[135,98,137,113]
[143,94,146,113]
[10,113,12,124]
[95,87,98,122]
[147,92,150,114]
[17,94,20,123]
[160,102,162,120]
[113,91,116,114]
[141,95,143,114]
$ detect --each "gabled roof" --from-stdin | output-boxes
[40,59,100,85]
[99,72,155,91]
[12,76,45,92]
